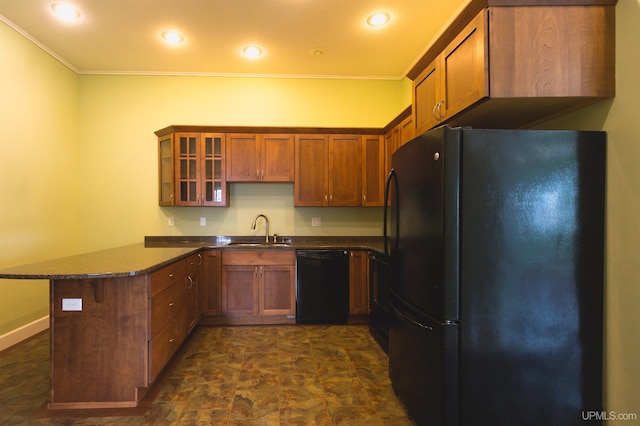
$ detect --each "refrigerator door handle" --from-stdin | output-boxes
[383,169,398,258]
[391,302,434,331]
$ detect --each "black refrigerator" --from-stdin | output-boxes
[384,126,605,426]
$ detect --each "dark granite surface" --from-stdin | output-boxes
[145,235,384,251]
[0,244,199,280]
[0,236,384,280]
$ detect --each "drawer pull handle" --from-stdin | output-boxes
[187,276,194,289]
[168,273,175,278]
[169,338,175,344]
[169,301,176,307]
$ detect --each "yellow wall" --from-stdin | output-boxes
[73,74,410,251]
[0,21,80,335]
[531,2,640,421]
[2,1,639,421]
[0,20,411,336]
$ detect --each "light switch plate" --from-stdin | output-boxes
[62,298,82,311]
[200,217,206,226]
[168,217,175,227]
[311,217,321,227]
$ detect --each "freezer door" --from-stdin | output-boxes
[389,300,459,426]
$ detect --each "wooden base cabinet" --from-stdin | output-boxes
[48,256,196,409]
[349,250,369,316]
[186,253,203,333]
[221,250,296,324]
[201,249,222,317]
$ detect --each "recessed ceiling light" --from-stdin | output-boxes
[310,48,325,57]
[51,3,80,21]
[161,31,184,45]
[367,12,390,27]
[243,45,263,59]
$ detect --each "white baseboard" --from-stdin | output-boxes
[0,316,50,352]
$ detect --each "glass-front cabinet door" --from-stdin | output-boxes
[176,133,201,206]
[163,132,228,207]
[202,133,227,206]
[158,134,175,206]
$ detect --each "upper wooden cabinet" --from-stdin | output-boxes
[157,131,228,206]
[226,133,294,182]
[329,135,363,206]
[294,135,328,206]
[362,135,385,207]
[294,134,363,206]
[384,108,414,178]
[414,10,487,134]
[410,3,616,132]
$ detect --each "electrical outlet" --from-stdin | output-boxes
[62,298,82,311]
[311,217,321,227]
[200,217,206,226]
[168,217,175,227]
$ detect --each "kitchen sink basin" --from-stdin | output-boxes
[226,242,292,248]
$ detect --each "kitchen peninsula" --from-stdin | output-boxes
[0,236,381,409]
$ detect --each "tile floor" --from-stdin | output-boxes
[0,325,415,425]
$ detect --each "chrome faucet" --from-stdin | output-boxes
[251,214,270,243]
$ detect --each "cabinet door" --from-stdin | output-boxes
[202,250,222,316]
[349,251,369,315]
[384,127,399,179]
[260,265,295,315]
[186,253,202,332]
[186,270,200,333]
[413,58,441,135]
[158,134,175,206]
[441,9,488,121]
[175,133,202,206]
[226,134,260,182]
[221,265,258,316]
[294,135,329,206]
[262,134,294,182]
[201,133,228,206]
[400,115,414,145]
[362,135,384,207]
[329,135,362,206]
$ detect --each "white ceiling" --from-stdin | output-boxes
[0,0,469,79]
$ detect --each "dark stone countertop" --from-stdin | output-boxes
[0,244,200,280]
[144,235,384,251]
[0,236,384,280]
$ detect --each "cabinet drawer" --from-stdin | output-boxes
[150,259,187,297]
[149,309,187,383]
[186,253,203,273]
[150,280,187,338]
[222,249,295,266]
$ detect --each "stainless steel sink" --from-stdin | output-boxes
[226,242,291,248]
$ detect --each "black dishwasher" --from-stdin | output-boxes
[296,250,349,324]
